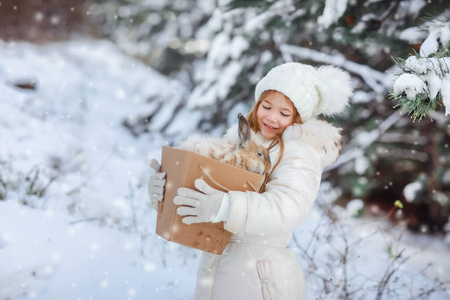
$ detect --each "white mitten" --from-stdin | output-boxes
[174,179,225,225]
[148,159,166,211]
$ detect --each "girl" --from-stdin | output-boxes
[149,62,352,299]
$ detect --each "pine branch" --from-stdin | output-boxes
[389,18,450,121]
[389,90,441,121]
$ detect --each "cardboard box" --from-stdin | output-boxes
[156,146,264,254]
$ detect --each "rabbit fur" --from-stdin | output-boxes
[177,114,271,175]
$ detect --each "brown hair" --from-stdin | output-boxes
[247,90,303,192]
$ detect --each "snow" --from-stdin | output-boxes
[317,0,348,29]
[422,70,443,100]
[399,0,427,20]
[404,56,450,77]
[0,39,449,299]
[399,26,428,44]
[441,22,450,45]
[229,35,249,60]
[244,10,276,33]
[351,90,372,103]
[420,21,450,57]
[354,155,370,174]
[346,199,364,217]
[403,181,423,202]
[187,27,249,109]
[393,73,427,99]
[0,201,198,300]
[442,73,450,116]
[420,28,440,57]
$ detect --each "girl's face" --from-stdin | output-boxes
[257,91,295,140]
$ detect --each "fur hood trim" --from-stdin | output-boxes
[290,119,342,168]
[225,118,342,168]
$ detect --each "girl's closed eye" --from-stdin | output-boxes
[281,112,291,117]
[262,105,270,110]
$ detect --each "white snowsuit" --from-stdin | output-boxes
[195,118,343,300]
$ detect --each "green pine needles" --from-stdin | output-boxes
[389,89,441,122]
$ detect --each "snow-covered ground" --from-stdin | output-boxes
[0,201,198,300]
[0,39,449,299]
[0,39,199,300]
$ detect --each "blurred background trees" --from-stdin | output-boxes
[0,0,95,42]
[1,0,449,234]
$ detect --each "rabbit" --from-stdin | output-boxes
[177,113,271,176]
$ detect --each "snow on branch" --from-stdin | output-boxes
[279,43,390,94]
[317,0,349,29]
[390,19,450,121]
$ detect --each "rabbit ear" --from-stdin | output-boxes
[237,113,251,147]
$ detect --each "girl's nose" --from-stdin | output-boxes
[267,111,277,123]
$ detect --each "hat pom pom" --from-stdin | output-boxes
[315,65,353,116]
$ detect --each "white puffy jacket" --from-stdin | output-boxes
[195,118,343,300]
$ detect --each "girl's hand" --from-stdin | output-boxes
[174,179,225,225]
[148,159,166,211]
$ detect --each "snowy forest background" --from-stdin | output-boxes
[0,0,449,299]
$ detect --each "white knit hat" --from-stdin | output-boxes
[255,62,352,121]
